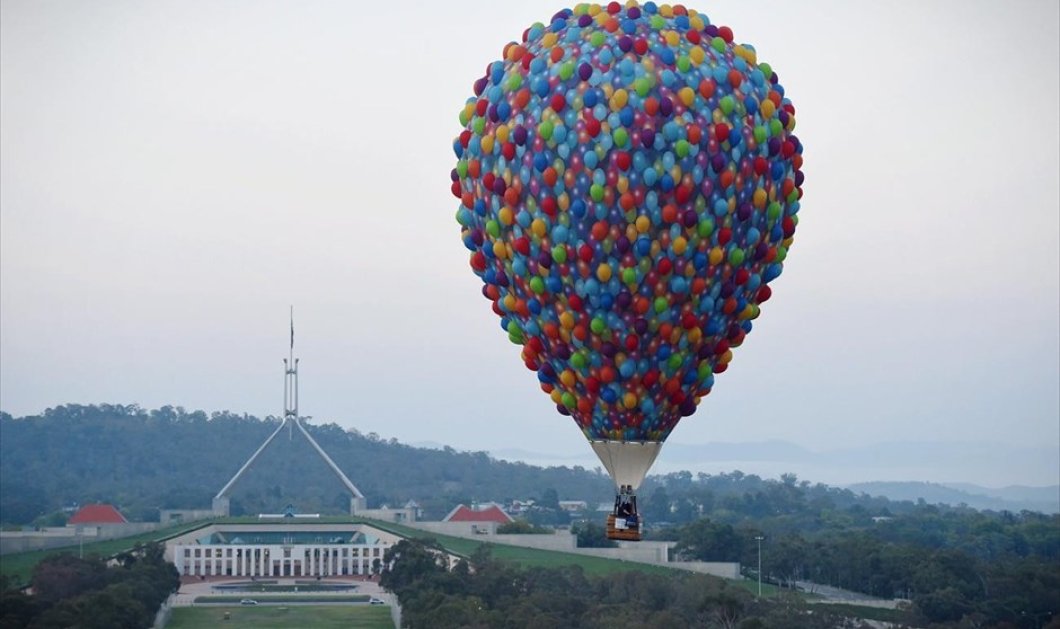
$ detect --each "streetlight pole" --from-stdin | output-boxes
[755,535,764,597]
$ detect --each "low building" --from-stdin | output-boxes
[443,504,513,525]
[68,504,127,525]
[165,522,401,578]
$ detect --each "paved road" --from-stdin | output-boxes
[796,580,905,609]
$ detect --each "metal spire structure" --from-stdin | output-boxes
[212,310,367,516]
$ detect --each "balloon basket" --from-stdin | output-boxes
[606,490,641,541]
[606,514,641,541]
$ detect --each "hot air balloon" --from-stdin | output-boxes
[452,1,804,541]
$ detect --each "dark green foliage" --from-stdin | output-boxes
[382,540,861,628]
[0,405,613,523]
[571,521,616,548]
[0,542,178,629]
[673,518,744,562]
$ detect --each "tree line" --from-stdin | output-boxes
[380,538,868,629]
[643,472,1059,627]
[0,404,613,523]
[0,542,179,628]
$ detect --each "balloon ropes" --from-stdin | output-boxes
[451,1,804,541]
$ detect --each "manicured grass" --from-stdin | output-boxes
[0,519,216,586]
[195,594,369,604]
[362,519,679,577]
[167,605,393,628]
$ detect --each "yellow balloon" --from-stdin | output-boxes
[709,247,725,266]
[560,370,576,388]
[596,263,612,282]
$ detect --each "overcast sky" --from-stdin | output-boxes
[2,1,1057,486]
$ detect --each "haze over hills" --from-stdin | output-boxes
[846,482,1059,515]
[487,438,1059,494]
[2,405,1057,525]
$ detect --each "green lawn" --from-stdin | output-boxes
[0,519,216,586]
[362,519,679,577]
[167,605,393,629]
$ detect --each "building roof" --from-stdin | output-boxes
[68,504,127,525]
[443,504,513,524]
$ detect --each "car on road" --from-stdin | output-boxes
[239,599,258,606]
[369,597,385,605]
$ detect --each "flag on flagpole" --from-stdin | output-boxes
[290,307,294,349]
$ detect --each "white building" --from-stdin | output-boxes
[166,522,401,578]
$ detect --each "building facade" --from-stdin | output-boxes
[166,522,401,578]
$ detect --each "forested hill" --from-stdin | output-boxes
[0,404,613,524]
[0,404,1052,529]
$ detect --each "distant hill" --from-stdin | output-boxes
[490,439,1058,490]
[846,481,1059,514]
[3,405,1056,529]
[0,404,613,524]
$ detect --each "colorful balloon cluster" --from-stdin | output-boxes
[452,1,804,442]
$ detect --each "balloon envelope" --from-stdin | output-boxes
[453,2,804,481]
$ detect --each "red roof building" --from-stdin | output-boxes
[68,504,128,525]
[443,504,513,524]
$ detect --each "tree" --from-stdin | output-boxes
[379,538,449,594]
[30,554,107,604]
[674,519,743,562]
[572,522,617,548]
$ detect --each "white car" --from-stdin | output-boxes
[369,598,385,605]
[239,599,258,606]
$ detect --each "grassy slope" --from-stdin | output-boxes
[2,515,782,596]
[0,519,216,586]
[362,519,788,596]
[167,605,393,629]
[365,518,685,577]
